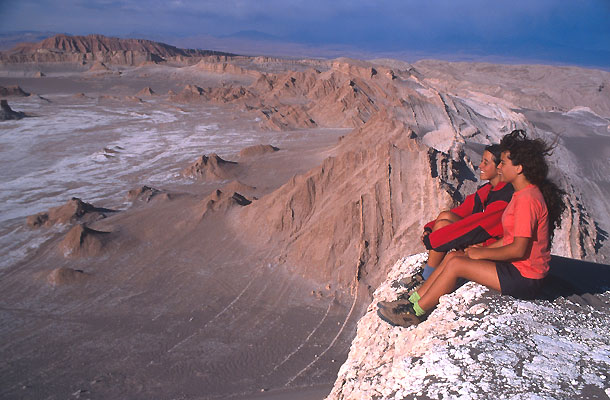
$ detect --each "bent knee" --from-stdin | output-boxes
[438,211,461,222]
[443,255,471,275]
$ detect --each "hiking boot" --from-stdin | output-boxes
[377,302,422,328]
[377,298,413,310]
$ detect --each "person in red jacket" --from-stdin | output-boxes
[419,144,514,280]
[378,130,566,327]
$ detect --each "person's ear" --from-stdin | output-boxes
[516,164,523,175]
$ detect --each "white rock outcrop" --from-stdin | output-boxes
[327,254,610,399]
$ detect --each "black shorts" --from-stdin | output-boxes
[496,261,544,300]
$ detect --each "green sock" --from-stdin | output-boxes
[413,301,426,317]
[408,291,421,304]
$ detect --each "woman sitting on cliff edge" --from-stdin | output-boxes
[378,130,566,327]
[392,143,513,298]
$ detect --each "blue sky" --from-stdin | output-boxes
[1,0,609,67]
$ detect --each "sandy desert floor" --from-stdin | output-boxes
[0,67,360,399]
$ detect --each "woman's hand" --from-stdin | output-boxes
[421,230,430,244]
[465,247,485,260]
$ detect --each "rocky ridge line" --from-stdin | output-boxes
[0,33,236,65]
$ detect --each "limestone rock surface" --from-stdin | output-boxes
[327,254,610,400]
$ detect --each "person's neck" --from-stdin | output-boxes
[489,176,501,188]
[511,175,531,192]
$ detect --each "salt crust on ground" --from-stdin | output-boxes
[327,254,610,399]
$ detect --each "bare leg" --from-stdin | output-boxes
[418,250,462,297]
[418,256,501,311]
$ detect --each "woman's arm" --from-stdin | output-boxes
[465,236,530,261]
[484,238,504,248]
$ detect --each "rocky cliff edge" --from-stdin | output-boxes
[327,253,610,399]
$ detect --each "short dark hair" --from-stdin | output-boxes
[484,144,502,166]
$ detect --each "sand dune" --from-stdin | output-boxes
[59,223,110,258]
[239,144,280,158]
[127,185,171,204]
[136,86,155,96]
[197,189,252,220]
[181,153,239,181]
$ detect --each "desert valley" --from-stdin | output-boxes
[1,34,609,399]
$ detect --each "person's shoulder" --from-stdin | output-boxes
[493,181,514,195]
[476,182,492,192]
[525,184,544,199]
[515,185,546,208]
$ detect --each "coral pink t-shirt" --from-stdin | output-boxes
[501,184,551,279]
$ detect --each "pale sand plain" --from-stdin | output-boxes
[0,66,359,399]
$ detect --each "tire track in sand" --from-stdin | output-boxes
[166,278,254,353]
[284,282,360,386]
[266,296,335,375]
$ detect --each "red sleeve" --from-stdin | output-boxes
[449,191,477,219]
[423,191,476,231]
[424,199,509,252]
[423,183,492,233]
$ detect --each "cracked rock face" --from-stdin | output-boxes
[327,254,610,399]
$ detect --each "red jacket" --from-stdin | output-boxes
[423,181,514,252]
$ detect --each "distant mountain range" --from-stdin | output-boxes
[0,33,236,64]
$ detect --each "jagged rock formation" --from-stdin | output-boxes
[181,154,238,181]
[222,57,607,296]
[235,112,460,290]
[0,34,236,65]
[26,197,109,228]
[59,224,110,258]
[327,254,610,399]
[0,99,25,120]
[239,144,279,158]
[191,60,262,77]
[197,60,392,130]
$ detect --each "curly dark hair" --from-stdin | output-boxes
[500,129,566,242]
[484,144,502,166]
